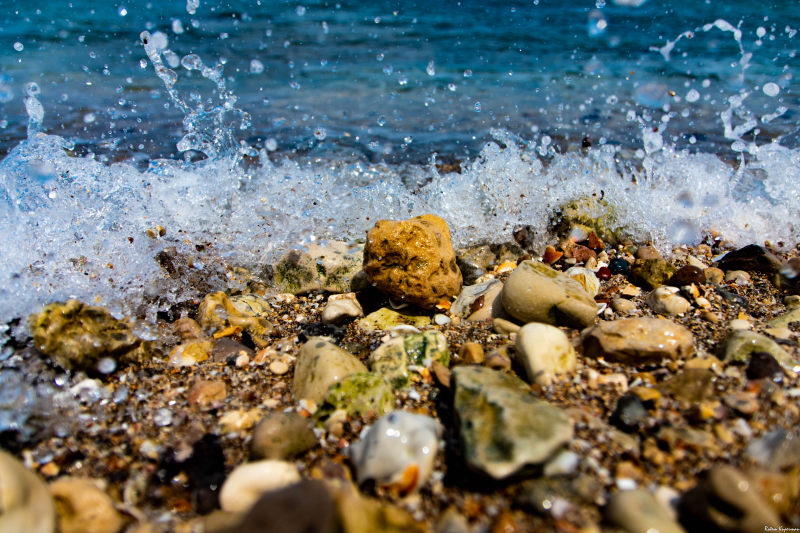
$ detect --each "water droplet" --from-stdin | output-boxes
[250,59,265,74]
[172,19,184,34]
[83,112,96,123]
[756,26,767,38]
[426,60,436,76]
[118,6,128,16]
[377,116,387,126]
[186,0,200,15]
[13,42,23,52]
[605,94,618,105]
[139,58,148,69]
[181,54,203,70]
[474,101,481,112]
[376,53,384,62]
[685,88,700,102]
[463,69,473,78]
[447,83,456,92]
[265,138,278,151]
[383,65,393,75]
[314,127,327,140]
[587,10,608,37]
[763,82,780,97]
[296,5,307,16]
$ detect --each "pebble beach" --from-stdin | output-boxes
[3,211,800,533]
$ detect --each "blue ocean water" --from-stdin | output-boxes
[0,0,798,325]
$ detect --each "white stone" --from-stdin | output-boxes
[321,293,364,325]
[564,266,600,297]
[646,286,691,316]
[349,411,442,493]
[515,323,577,386]
[219,460,301,512]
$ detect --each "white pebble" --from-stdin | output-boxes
[219,460,301,512]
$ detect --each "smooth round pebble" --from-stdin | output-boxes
[269,360,289,375]
[219,460,301,513]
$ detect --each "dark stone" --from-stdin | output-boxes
[746,351,784,381]
[298,322,346,343]
[513,225,536,251]
[669,265,706,287]
[609,393,648,433]
[156,434,227,514]
[608,258,630,276]
[716,289,747,307]
[225,479,339,533]
[715,244,782,274]
[456,257,486,286]
[211,338,255,362]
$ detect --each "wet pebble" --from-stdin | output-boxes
[582,317,694,364]
[0,451,56,533]
[250,411,318,460]
[514,323,577,386]
[292,337,367,403]
[219,460,301,513]
[606,489,685,533]
[646,286,691,316]
[321,293,363,325]
[608,257,630,275]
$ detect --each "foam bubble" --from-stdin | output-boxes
[763,82,780,97]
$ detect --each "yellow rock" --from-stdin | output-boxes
[363,214,462,309]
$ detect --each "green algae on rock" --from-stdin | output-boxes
[549,196,626,246]
[29,300,152,373]
[630,258,677,290]
[318,372,394,420]
[197,292,275,348]
[292,337,368,404]
[721,329,795,368]
[357,307,432,332]
[369,331,450,387]
[451,366,573,479]
[273,241,364,294]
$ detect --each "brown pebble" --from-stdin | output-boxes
[40,462,59,477]
[173,317,206,340]
[459,342,485,364]
[635,245,660,260]
[490,511,518,533]
[704,267,725,285]
[432,361,451,388]
[723,391,760,416]
[587,232,604,250]
[188,379,227,407]
[700,310,719,323]
[542,246,563,264]
[572,244,597,263]
[484,348,512,371]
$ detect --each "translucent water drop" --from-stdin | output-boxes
[296,5,306,16]
[474,101,481,112]
[763,82,780,97]
[139,58,147,69]
[172,19,184,34]
[13,42,23,52]
[642,129,663,154]
[463,69,473,78]
[0,83,13,103]
[265,138,278,151]
[186,0,199,15]
[118,6,128,16]
[250,59,265,74]
[163,50,180,68]
[587,10,608,37]
[398,76,408,86]
[447,83,456,92]
[314,127,327,140]
[756,26,766,38]
[377,116,387,126]
[376,53,384,62]
[383,65,393,75]
[24,82,43,137]
[685,89,700,102]
[605,94,618,105]
[181,53,203,70]
[83,112,96,123]
[148,31,169,51]
[426,60,436,76]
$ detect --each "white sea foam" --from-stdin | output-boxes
[1,126,798,328]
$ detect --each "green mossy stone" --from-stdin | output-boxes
[550,196,626,245]
[357,308,432,332]
[317,372,394,420]
[404,330,450,367]
[29,299,151,373]
[369,337,410,387]
[630,259,677,290]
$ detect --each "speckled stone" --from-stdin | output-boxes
[452,366,573,479]
[630,258,677,290]
[582,317,694,364]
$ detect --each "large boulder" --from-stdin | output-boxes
[363,214,462,309]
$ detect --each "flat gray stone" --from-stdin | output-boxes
[452,366,573,479]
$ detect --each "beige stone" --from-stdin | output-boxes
[515,323,577,386]
[50,477,125,533]
[363,214,462,309]
[292,337,367,403]
[0,451,56,533]
[501,260,597,328]
[582,317,694,364]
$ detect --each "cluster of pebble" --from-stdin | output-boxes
[2,213,800,532]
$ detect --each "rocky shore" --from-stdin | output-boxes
[2,212,800,533]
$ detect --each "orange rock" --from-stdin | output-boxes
[363,214,462,309]
[587,232,604,250]
[542,246,563,264]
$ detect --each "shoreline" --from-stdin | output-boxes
[2,217,800,532]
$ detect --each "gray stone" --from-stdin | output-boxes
[273,241,363,294]
[721,329,795,368]
[501,260,597,329]
[0,451,56,533]
[450,280,504,321]
[250,411,318,460]
[451,366,573,479]
[514,323,577,386]
[606,489,686,533]
[321,293,364,325]
[582,318,694,364]
[292,337,367,404]
[746,428,800,470]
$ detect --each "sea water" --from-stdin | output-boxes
[0,0,798,329]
